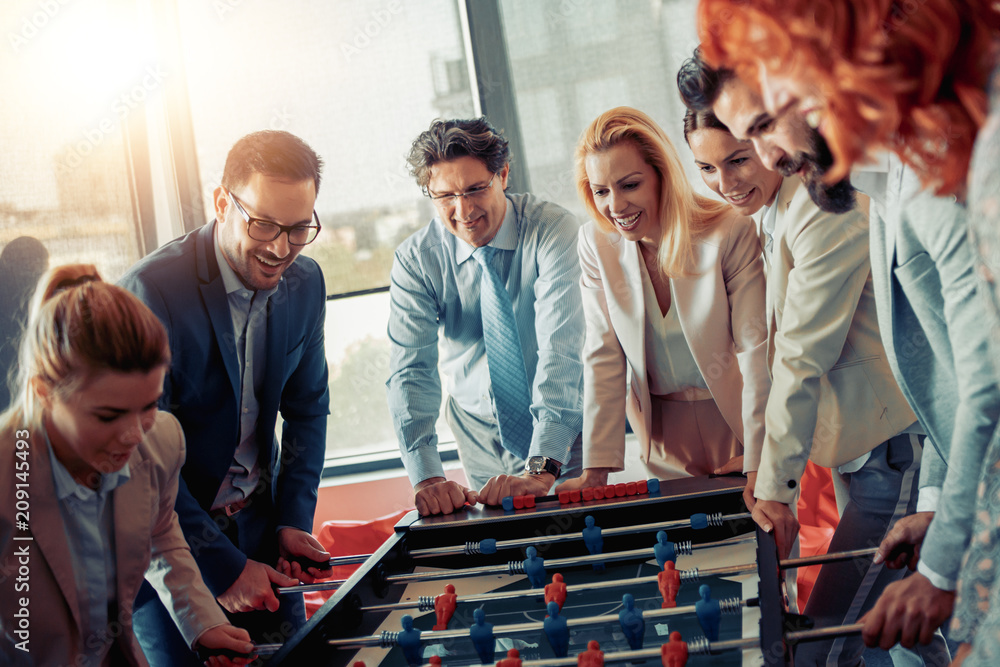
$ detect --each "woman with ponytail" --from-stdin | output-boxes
[0,264,253,666]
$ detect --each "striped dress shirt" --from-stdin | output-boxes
[387,193,585,485]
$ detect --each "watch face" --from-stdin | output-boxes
[526,457,545,473]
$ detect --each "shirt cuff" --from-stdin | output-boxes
[402,445,446,486]
[917,560,957,592]
[917,486,941,513]
[530,421,579,464]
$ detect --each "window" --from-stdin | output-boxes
[173,0,476,462]
[0,0,148,410]
[499,0,706,222]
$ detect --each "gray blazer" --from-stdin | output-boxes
[867,159,1000,587]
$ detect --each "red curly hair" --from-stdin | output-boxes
[697,0,1000,196]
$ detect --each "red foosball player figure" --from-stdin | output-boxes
[497,648,522,667]
[578,640,604,667]
[433,584,458,630]
[545,573,568,611]
[429,657,442,667]
[658,561,681,608]
[661,631,688,667]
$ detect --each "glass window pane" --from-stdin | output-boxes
[0,0,145,409]
[175,0,475,297]
[500,0,705,221]
[0,0,144,279]
[325,292,454,460]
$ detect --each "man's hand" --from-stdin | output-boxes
[873,511,934,570]
[861,573,955,650]
[414,477,478,516]
[276,527,332,584]
[216,559,298,614]
[556,468,612,492]
[478,472,554,507]
[196,625,255,666]
[751,499,799,559]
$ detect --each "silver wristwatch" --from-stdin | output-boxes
[524,456,561,479]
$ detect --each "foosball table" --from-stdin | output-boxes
[263,476,866,666]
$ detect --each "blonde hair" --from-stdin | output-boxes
[575,107,729,278]
[2,264,170,429]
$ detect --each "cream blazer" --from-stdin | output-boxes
[0,412,227,666]
[579,211,770,472]
[754,176,916,504]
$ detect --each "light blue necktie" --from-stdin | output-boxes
[473,245,533,459]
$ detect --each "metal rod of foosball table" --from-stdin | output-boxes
[404,621,861,666]
[327,597,746,648]
[356,561,756,612]
[786,622,865,644]
[408,512,753,559]
[249,643,284,657]
[385,535,756,586]
[276,534,756,594]
[329,554,372,566]
[779,547,877,570]
[447,633,759,667]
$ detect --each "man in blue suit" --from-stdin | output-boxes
[121,130,332,664]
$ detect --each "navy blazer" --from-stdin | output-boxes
[119,222,330,594]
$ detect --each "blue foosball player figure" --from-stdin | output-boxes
[695,584,721,641]
[582,515,605,571]
[618,593,646,650]
[654,530,676,569]
[543,601,569,657]
[397,614,422,666]
[523,546,546,587]
[470,608,495,664]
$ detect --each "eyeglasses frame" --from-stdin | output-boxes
[226,190,322,246]
[422,172,498,205]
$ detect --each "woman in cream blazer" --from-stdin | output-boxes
[563,107,769,488]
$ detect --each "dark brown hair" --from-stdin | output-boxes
[406,117,511,188]
[221,130,323,194]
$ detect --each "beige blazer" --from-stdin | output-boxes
[579,211,770,472]
[0,411,227,666]
[755,176,916,504]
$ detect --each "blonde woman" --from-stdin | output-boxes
[0,265,253,667]
[561,107,768,495]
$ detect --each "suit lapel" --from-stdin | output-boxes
[196,223,240,399]
[30,438,83,633]
[112,454,151,613]
[766,177,802,367]
[614,240,647,383]
[869,197,898,359]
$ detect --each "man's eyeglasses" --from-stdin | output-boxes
[227,191,322,246]
[422,173,497,205]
